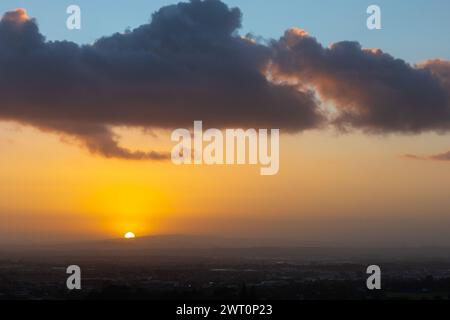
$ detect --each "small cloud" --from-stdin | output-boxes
[400,154,425,160]
[401,150,450,162]
[429,150,450,161]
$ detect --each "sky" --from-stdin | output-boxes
[0,0,450,247]
[1,0,450,62]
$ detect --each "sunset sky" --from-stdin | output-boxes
[1,0,450,247]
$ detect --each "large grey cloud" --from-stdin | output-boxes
[1,1,450,160]
[0,2,322,159]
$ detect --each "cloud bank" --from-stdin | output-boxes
[0,0,449,160]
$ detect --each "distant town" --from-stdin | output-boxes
[1,235,450,300]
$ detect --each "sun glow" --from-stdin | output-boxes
[124,231,136,239]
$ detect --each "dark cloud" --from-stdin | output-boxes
[0,1,322,159]
[272,28,450,133]
[40,122,171,160]
[1,1,450,161]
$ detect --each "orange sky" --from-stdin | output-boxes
[2,121,450,246]
[1,1,450,247]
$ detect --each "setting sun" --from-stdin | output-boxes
[124,232,136,239]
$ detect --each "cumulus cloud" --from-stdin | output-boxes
[0,2,322,160]
[1,1,450,161]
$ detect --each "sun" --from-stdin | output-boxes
[124,231,136,239]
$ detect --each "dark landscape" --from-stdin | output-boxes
[1,235,449,300]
